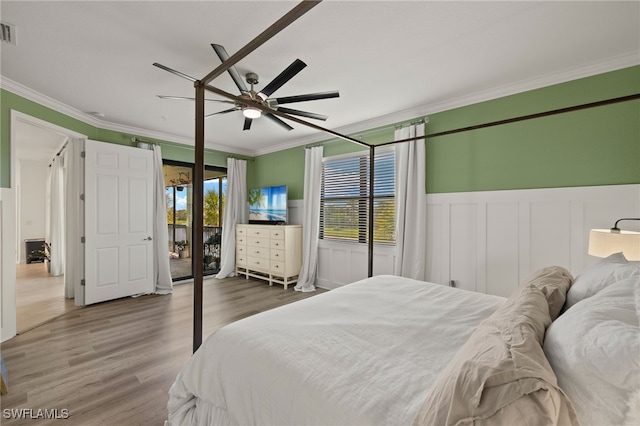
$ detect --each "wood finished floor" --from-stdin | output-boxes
[1,276,323,425]
[16,263,80,334]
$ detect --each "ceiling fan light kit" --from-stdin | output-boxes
[155,43,339,131]
[242,107,262,119]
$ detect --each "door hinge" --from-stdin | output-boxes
[81,279,85,287]
[81,236,85,243]
[80,194,85,201]
[80,151,86,158]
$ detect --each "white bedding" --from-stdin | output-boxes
[167,275,505,425]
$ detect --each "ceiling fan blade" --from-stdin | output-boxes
[211,44,249,94]
[243,117,253,131]
[153,63,197,82]
[157,95,235,104]
[205,107,239,118]
[277,107,328,121]
[264,113,294,131]
[274,91,340,105]
[258,59,307,100]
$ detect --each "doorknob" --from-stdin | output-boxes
[144,236,153,241]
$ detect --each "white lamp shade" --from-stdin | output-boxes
[588,229,640,261]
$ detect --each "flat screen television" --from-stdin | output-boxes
[248,185,287,225]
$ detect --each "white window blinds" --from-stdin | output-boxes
[320,148,395,244]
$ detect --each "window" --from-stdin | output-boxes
[320,148,395,244]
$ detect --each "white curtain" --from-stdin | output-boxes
[393,123,427,280]
[152,145,173,294]
[64,139,82,300]
[216,158,247,279]
[295,146,323,292]
[48,153,65,277]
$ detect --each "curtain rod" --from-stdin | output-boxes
[394,117,429,130]
[132,137,255,162]
[227,156,255,162]
[49,138,69,167]
[131,137,158,146]
[55,139,69,156]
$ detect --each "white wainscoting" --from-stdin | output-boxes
[317,241,395,290]
[315,184,639,295]
[1,188,17,342]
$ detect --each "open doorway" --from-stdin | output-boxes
[13,116,82,333]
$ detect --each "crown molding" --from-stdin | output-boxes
[254,52,640,156]
[0,77,254,157]
[3,50,638,159]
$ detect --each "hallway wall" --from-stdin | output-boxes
[17,159,48,263]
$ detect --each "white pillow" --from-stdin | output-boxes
[544,278,640,426]
[565,252,639,309]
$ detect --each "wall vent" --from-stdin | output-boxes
[1,22,16,45]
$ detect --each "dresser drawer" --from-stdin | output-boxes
[247,237,269,248]
[248,256,269,272]
[270,249,285,262]
[270,260,285,275]
[236,226,247,237]
[270,228,285,240]
[270,239,285,250]
[236,236,247,246]
[248,227,269,238]
[236,245,246,256]
[248,246,269,259]
[236,252,247,266]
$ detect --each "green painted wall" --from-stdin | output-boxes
[0,89,248,187]
[424,66,639,193]
[252,66,640,198]
[250,129,394,199]
[4,66,638,194]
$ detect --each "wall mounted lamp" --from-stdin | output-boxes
[588,218,640,261]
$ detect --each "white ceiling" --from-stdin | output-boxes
[13,120,68,163]
[2,1,638,157]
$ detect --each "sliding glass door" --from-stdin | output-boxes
[164,161,227,281]
[203,168,226,276]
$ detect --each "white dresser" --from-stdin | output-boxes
[236,224,302,289]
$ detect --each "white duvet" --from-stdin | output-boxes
[167,275,505,426]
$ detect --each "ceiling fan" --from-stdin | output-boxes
[154,44,339,131]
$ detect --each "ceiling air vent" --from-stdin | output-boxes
[1,22,16,45]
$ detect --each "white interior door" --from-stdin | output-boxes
[84,140,154,305]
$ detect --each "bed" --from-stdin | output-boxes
[167,256,639,426]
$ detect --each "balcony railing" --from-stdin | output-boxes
[168,224,222,279]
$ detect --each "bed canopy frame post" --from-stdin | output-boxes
[368,146,376,277]
[187,0,640,353]
[191,0,323,353]
[192,85,206,353]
